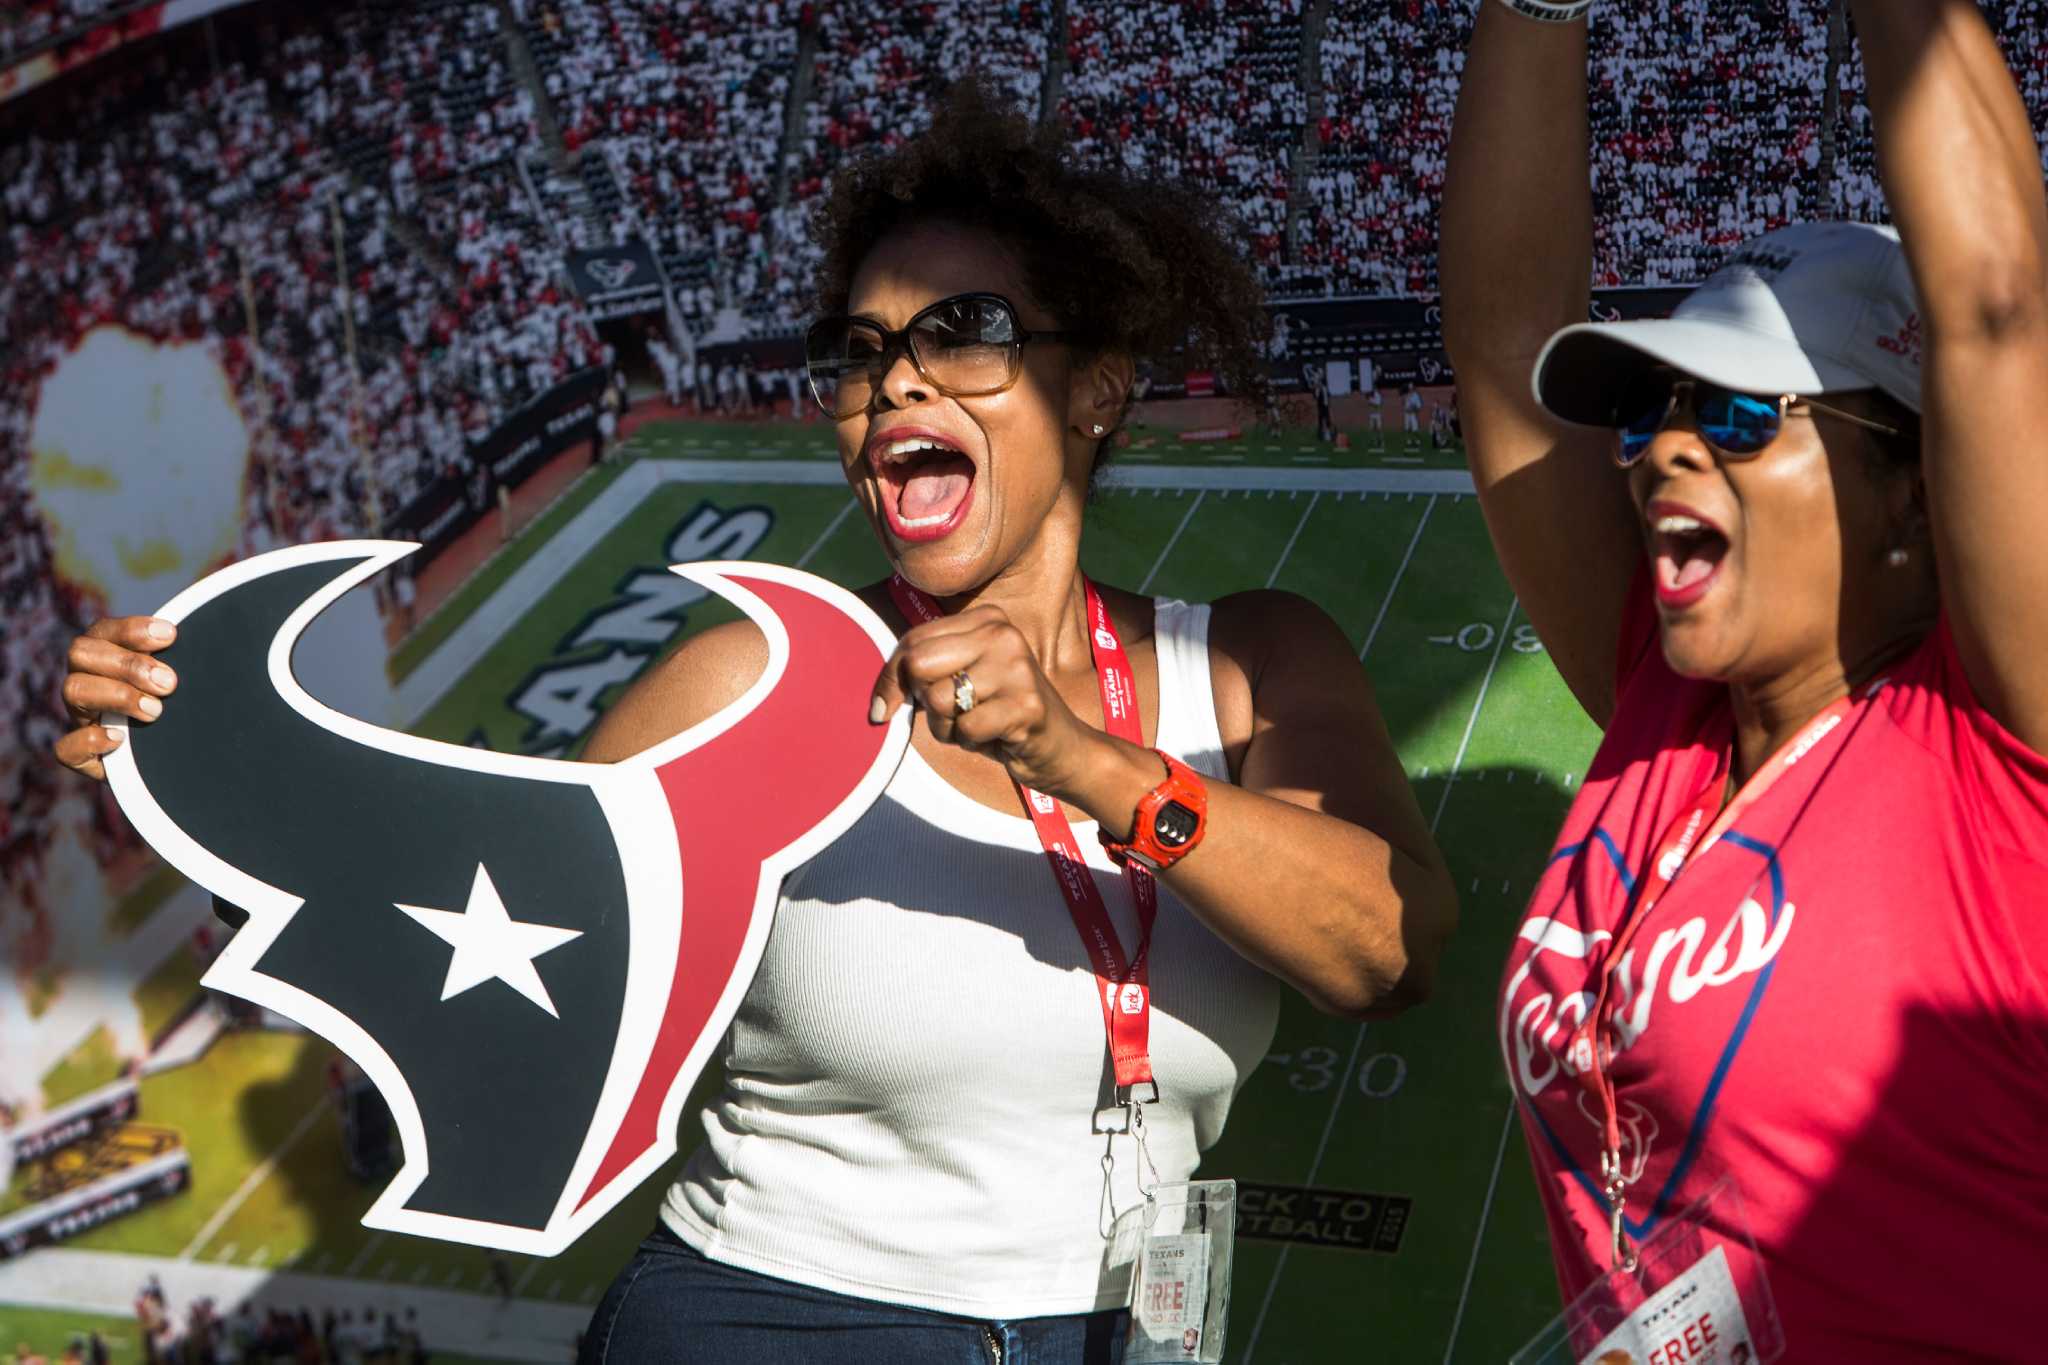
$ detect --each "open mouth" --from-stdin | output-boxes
[871,432,977,543]
[1649,508,1729,609]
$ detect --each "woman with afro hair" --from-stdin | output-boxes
[56,79,1457,1364]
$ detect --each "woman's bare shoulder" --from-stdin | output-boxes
[581,618,769,763]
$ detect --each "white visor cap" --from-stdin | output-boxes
[1533,221,1925,426]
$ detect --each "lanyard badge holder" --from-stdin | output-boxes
[1509,1177,1785,1365]
[1123,1177,1236,1363]
[1511,691,1879,1365]
[888,575,1234,1363]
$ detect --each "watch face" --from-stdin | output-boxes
[1155,801,1199,848]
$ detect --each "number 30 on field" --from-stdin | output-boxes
[1270,1046,1407,1098]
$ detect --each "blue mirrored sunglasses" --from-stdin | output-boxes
[1610,374,1900,468]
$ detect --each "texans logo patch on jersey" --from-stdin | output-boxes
[101,541,910,1255]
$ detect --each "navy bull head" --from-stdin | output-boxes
[104,542,909,1255]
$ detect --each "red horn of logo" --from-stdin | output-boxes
[575,571,894,1207]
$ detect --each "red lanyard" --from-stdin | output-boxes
[1571,689,1863,1266]
[887,575,1159,1098]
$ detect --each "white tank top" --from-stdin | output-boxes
[662,598,1282,1318]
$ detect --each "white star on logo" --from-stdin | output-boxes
[395,864,583,1018]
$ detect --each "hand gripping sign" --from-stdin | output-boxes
[101,542,910,1256]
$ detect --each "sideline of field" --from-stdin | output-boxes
[0,1248,580,1362]
[390,456,1478,730]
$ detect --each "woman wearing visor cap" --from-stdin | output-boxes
[1443,0,2047,1355]
[55,80,1456,1361]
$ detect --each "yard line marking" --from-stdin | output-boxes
[1139,490,1206,594]
[1244,594,1516,1365]
[1241,1026,1371,1358]
[180,1103,324,1260]
[513,1254,547,1297]
[217,1244,237,1264]
[1360,494,1437,661]
[1425,600,1526,1365]
[794,497,858,570]
[1432,598,1520,831]
[410,1264,430,1284]
[444,1268,464,1287]
[1264,493,1321,589]
[342,1233,386,1278]
[1442,1102,1521,1363]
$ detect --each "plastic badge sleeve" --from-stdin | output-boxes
[1509,1177,1787,1365]
[1126,1179,1235,1364]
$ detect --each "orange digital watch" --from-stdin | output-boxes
[1100,750,1208,872]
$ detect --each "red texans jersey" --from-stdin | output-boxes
[1501,579,2048,1358]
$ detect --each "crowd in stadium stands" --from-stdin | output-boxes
[1831,0,2048,229]
[522,0,803,327]
[1304,0,1459,295]
[1059,0,1302,270]
[128,1274,434,1364]
[0,5,603,978]
[0,0,120,63]
[0,485,74,959]
[1582,2,1834,287]
[771,0,1048,321]
[0,4,605,554]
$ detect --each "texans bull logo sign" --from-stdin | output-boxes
[586,257,638,290]
[101,542,910,1255]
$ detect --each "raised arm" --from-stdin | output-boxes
[1852,0,2048,751]
[1440,2,1640,725]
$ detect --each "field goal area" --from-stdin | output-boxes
[8,418,1600,1363]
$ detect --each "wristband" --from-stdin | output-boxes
[1496,0,1593,22]
[1099,751,1208,873]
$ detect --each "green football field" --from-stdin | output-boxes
[27,417,1599,1362]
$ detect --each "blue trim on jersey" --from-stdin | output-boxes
[1523,825,1788,1243]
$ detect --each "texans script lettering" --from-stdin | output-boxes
[1503,896,1796,1099]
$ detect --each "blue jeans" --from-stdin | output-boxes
[579,1225,1130,1364]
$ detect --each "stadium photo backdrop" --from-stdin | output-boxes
[4,1,2045,1362]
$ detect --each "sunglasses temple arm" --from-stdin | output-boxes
[1801,397,1904,437]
